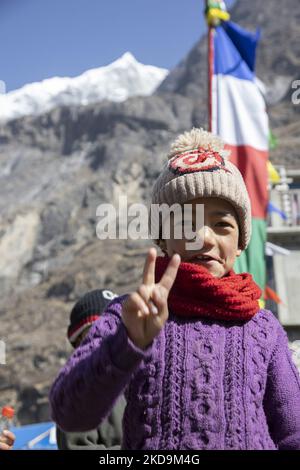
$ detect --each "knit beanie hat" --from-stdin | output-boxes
[67,289,118,346]
[150,128,251,250]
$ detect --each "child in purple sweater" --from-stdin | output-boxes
[50,128,300,450]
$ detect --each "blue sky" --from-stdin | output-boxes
[0,0,234,92]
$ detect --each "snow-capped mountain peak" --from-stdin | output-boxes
[0,53,169,123]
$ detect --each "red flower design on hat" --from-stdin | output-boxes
[168,146,231,175]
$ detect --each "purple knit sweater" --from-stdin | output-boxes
[50,295,300,450]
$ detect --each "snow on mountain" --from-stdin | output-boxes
[0,52,169,123]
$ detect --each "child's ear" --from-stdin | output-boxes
[236,247,242,257]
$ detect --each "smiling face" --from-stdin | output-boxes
[161,197,242,278]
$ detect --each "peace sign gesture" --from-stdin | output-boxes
[122,248,181,350]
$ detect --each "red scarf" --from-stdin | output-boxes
[155,256,261,322]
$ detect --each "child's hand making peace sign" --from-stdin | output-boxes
[122,248,180,350]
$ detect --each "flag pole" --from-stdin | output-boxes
[208,21,214,132]
[205,1,214,133]
[205,2,230,132]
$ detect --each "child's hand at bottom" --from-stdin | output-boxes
[0,430,15,450]
[122,248,180,350]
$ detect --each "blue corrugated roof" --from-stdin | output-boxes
[10,422,57,450]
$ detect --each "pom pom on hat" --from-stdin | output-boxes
[168,128,230,160]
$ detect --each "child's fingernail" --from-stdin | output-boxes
[150,301,158,315]
[143,306,150,315]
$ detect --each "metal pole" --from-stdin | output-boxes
[205,1,214,132]
[208,25,214,132]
